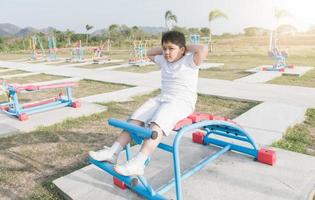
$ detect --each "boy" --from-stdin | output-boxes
[89,31,208,176]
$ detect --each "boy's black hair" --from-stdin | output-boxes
[161,31,186,49]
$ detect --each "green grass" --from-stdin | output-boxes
[273,109,315,156]
[5,73,68,84]
[200,54,272,80]
[0,69,28,76]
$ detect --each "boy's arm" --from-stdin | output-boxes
[147,47,163,62]
[186,44,209,66]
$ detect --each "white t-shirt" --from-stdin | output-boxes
[154,52,199,108]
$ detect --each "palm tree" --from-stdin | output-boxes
[85,24,94,46]
[208,9,228,52]
[165,10,177,31]
[274,8,291,25]
[272,8,292,49]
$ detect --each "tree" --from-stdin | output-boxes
[131,26,140,38]
[274,8,291,26]
[120,25,132,38]
[107,24,119,39]
[85,24,94,46]
[272,8,292,50]
[200,27,210,37]
[165,10,177,31]
[208,9,228,52]
[65,29,75,47]
[243,27,267,36]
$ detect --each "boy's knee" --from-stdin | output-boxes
[128,119,145,127]
[149,122,164,137]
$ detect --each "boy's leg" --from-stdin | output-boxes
[116,119,144,147]
[114,122,163,176]
[89,119,144,163]
[140,122,164,155]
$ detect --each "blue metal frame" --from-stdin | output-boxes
[0,84,75,119]
[90,118,260,200]
[266,48,290,71]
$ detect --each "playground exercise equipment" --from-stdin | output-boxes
[129,40,151,66]
[90,112,276,200]
[47,35,58,61]
[262,30,294,72]
[93,39,111,64]
[30,35,46,60]
[0,81,80,121]
[190,34,201,44]
[66,40,84,63]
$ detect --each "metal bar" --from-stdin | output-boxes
[157,143,173,153]
[108,118,154,139]
[23,102,70,115]
[208,130,250,143]
[204,137,258,158]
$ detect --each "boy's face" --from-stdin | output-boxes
[162,41,185,63]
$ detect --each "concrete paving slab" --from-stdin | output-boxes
[234,71,282,83]
[80,86,157,103]
[57,61,94,68]
[199,62,224,70]
[233,102,307,145]
[198,78,315,108]
[53,135,315,200]
[95,63,133,71]
[0,101,106,137]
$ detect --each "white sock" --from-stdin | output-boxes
[109,142,123,155]
[133,152,148,166]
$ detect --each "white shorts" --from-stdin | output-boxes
[130,97,194,136]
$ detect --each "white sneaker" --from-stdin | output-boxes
[114,158,145,176]
[89,148,118,164]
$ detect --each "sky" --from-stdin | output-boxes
[1,0,315,34]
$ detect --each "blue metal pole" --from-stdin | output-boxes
[108,118,155,139]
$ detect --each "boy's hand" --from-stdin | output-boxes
[147,47,163,61]
[187,44,209,66]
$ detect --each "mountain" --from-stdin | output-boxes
[91,26,166,36]
[139,26,166,34]
[0,23,167,37]
[0,23,21,36]
[91,28,106,36]
[15,27,39,37]
[40,27,57,34]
